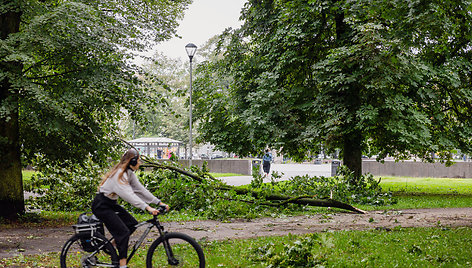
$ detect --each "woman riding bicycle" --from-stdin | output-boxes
[92,148,169,268]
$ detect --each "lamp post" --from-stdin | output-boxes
[185,43,197,166]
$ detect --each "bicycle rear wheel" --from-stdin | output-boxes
[146,232,205,268]
[60,233,119,268]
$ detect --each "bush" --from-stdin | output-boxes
[24,158,104,212]
[24,158,395,219]
[273,166,396,206]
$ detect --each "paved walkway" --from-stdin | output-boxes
[220,163,332,186]
[2,207,471,258]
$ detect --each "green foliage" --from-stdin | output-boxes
[249,227,472,268]
[251,164,263,186]
[254,166,396,206]
[194,0,472,171]
[24,157,105,212]
[126,53,190,142]
[0,0,191,216]
[139,168,215,213]
[14,168,472,224]
[138,163,395,219]
[1,0,191,169]
[23,160,395,219]
[251,233,334,267]
[137,162,267,220]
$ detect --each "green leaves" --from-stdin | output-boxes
[25,156,106,211]
[194,0,472,170]
[251,233,335,267]
[0,0,190,167]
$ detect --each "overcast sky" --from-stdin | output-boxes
[153,0,246,60]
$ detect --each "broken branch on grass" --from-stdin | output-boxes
[135,155,366,214]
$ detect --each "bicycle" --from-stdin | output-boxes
[60,205,205,267]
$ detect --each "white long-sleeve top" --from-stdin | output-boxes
[99,168,160,211]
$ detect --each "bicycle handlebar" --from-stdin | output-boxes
[148,205,168,222]
[157,204,168,215]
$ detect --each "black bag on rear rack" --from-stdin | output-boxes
[73,212,105,252]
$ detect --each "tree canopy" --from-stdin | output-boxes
[194,0,472,178]
[0,0,191,218]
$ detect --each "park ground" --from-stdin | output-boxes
[1,164,471,265]
[0,208,472,258]
[0,207,471,259]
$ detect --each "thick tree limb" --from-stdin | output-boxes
[141,161,205,182]
[124,149,366,214]
[217,185,366,214]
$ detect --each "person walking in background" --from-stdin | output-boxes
[262,149,273,177]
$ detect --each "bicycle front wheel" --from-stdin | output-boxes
[146,232,205,268]
[60,233,119,268]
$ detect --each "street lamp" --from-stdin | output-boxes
[185,43,197,166]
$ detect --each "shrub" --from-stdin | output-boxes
[272,166,396,206]
[24,157,104,212]
[24,158,395,219]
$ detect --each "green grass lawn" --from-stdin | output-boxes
[2,227,471,267]
[203,227,472,267]
[379,176,472,195]
[350,176,472,211]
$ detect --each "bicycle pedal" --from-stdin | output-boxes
[81,255,97,267]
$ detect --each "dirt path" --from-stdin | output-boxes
[1,207,471,259]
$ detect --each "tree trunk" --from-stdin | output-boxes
[334,3,363,182]
[0,9,24,219]
[343,131,362,180]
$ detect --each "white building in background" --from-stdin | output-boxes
[128,137,183,159]
[195,143,229,159]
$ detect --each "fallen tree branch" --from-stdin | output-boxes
[129,152,366,214]
[141,161,205,183]
[217,185,366,214]
[120,138,217,182]
[224,195,365,214]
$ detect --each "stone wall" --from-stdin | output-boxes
[362,160,472,178]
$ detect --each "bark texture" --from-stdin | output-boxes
[0,9,24,219]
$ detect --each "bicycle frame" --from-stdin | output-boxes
[126,217,165,262]
[79,216,171,267]
[75,205,180,267]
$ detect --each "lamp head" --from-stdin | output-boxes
[185,43,197,61]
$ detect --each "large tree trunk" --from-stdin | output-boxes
[0,9,24,219]
[343,131,362,180]
[335,8,363,182]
